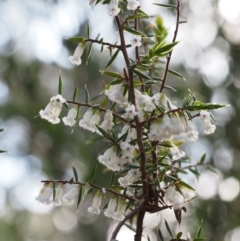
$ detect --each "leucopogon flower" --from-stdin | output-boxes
[127,0,140,10]
[108,0,120,16]
[130,35,142,47]
[69,42,86,66]
[88,190,102,215]
[200,110,216,135]
[39,94,66,124]
[63,108,77,127]
[79,109,100,133]
[113,198,126,221]
[62,185,80,205]
[118,169,141,188]
[35,183,53,205]
[100,110,114,131]
[104,197,117,218]
[53,184,64,206]
[124,104,138,119]
[104,84,128,104]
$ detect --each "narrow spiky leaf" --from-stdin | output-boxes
[72,166,78,182]
[73,86,78,101]
[84,85,89,104]
[58,72,62,95]
[105,49,120,69]
[89,161,97,182]
[165,219,173,237]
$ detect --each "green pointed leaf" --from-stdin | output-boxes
[168,69,186,80]
[128,13,148,20]
[95,125,114,141]
[176,232,182,239]
[87,21,90,38]
[147,236,150,241]
[58,72,62,95]
[77,186,82,209]
[154,41,179,56]
[63,102,69,109]
[69,177,74,184]
[153,3,176,8]
[132,69,152,80]
[89,161,97,182]
[207,164,218,174]
[110,172,115,187]
[0,150,7,153]
[84,85,89,104]
[178,20,188,24]
[165,219,173,237]
[52,182,56,201]
[199,153,206,164]
[197,219,203,237]
[67,37,85,43]
[73,86,78,101]
[0,128,5,132]
[186,102,226,111]
[86,42,93,65]
[179,180,195,191]
[124,26,146,37]
[72,166,78,182]
[105,49,120,69]
[157,228,164,241]
[101,70,123,78]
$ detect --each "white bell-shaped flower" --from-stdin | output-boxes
[113,198,126,221]
[104,197,117,218]
[170,144,185,161]
[108,0,120,16]
[88,190,102,215]
[124,104,138,118]
[118,169,141,188]
[127,0,140,10]
[130,35,142,47]
[63,108,77,127]
[62,185,79,205]
[100,110,114,131]
[200,110,216,135]
[39,94,66,124]
[53,184,64,206]
[35,183,53,205]
[69,42,86,66]
[104,84,128,104]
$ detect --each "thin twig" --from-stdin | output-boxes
[160,0,181,93]
[86,38,120,49]
[110,208,139,240]
[41,179,135,201]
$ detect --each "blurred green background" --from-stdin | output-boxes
[0,0,240,240]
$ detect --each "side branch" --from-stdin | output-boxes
[41,179,135,201]
[86,38,120,49]
[160,0,180,93]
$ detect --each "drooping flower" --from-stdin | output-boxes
[108,0,120,16]
[113,198,126,221]
[69,42,86,66]
[130,35,142,47]
[118,169,141,188]
[104,84,128,104]
[63,108,77,127]
[100,110,114,131]
[127,0,140,10]
[79,183,91,206]
[62,185,80,205]
[200,110,216,135]
[39,94,66,124]
[165,185,196,210]
[79,110,101,133]
[88,190,102,215]
[124,104,138,119]
[53,184,64,206]
[104,197,117,218]
[35,183,53,205]
[170,143,185,161]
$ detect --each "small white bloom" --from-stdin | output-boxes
[108,0,120,16]
[79,110,100,133]
[130,35,141,47]
[200,110,216,135]
[80,183,91,206]
[35,183,53,205]
[127,0,140,10]
[88,191,102,215]
[63,108,77,127]
[53,184,64,206]
[104,197,117,218]
[69,43,86,66]
[105,84,128,104]
[100,110,114,131]
[113,198,126,221]
[170,144,185,161]
[124,104,138,118]
[118,169,141,188]
[79,109,93,129]
[62,185,79,205]
[39,94,66,124]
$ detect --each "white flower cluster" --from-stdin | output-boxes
[165,185,196,210]
[36,183,128,221]
[98,141,135,171]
